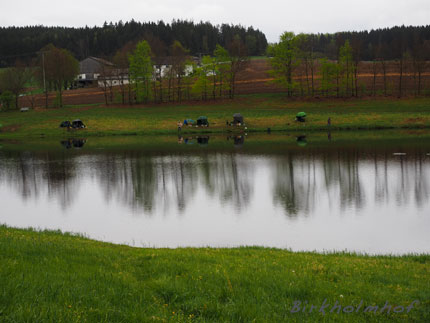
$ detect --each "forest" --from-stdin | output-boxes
[0,20,268,66]
[1,22,430,68]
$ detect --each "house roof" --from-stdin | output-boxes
[79,57,115,75]
[88,56,114,67]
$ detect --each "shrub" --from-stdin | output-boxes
[0,90,14,110]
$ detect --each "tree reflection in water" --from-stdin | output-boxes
[0,146,429,216]
[0,151,78,209]
[271,148,428,217]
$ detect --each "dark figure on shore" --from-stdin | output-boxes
[177,121,182,132]
[327,117,331,127]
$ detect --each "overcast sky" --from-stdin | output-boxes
[1,0,429,42]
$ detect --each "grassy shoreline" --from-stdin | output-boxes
[1,94,430,139]
[0,226,429,322]
[2,129,430,154]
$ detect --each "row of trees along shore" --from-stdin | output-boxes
[106,36,249,105]
[0,36,250,108]
[0,44,79,109]
[1,24,430,109]
[104,28,430,104]
[269,30,430,98]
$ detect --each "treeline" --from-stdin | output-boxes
[0,20,268,67]
[269,30,430,98]
[1,24,430,109]
[101,37,249,105]
[0,44,79,109]
[2,23,430,68]
[306,25,430,61]
[0,35,250,109]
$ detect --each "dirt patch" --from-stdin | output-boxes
[404,117,424,124]
[1,124,21,133]
[68,105,102,112]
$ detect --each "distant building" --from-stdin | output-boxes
[153,57,197,79]
[97,68,130,87]
[77,57,115,86]
[79,56,199,88]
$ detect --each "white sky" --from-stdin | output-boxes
[1,0,429,42]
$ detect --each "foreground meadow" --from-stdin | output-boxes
[0,226,429,322]
[1,94,430,139]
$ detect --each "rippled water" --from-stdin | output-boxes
[1,134,429,254]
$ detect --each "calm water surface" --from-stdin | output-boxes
[1,134,429,254]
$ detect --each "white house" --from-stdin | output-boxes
[93,56,198,88]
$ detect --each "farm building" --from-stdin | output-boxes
[153,57,197,79]
[77,57,115,86]
[97,69,130,87]
[88,56,200,88]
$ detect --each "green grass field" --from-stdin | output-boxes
[1,94,430,139]
[0,226,429,322]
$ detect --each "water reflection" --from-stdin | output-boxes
[178,135,246,147]
[60,138,87,149]
[177,136,206,145]
[272,153,314,216]
[0,150,78,208]
[296,135,307,147]
[272,150,367,216]
[1,147,428,214]
[0,142,429,252]
[227,135,245,147]
[197,136,209,146]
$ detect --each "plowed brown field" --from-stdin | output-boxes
[21,59,430,108]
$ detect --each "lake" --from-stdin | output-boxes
[1,132,429,254]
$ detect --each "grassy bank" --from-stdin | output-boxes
[0,226,429,322]
[2,129,430,155]
[1,94,430,139]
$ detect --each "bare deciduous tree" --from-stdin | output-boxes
[170,41,189,103]
[40,44,79,107]
[227,36,249,99]
[0,60,30,109]
[113,42,135,104]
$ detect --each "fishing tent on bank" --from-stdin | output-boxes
[233,113,244,125]
[59,120,86,129]
[296,112,306,122]
[197,116,209,126]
